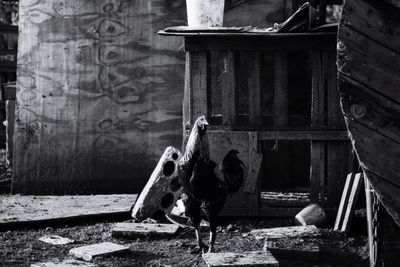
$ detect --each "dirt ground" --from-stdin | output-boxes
[0,216,369,267]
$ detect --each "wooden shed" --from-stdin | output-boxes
[160,17,351,216]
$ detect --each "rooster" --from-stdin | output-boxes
[178,115,245,253]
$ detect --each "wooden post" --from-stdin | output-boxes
[183,51,208,148]
[310,51,326,204]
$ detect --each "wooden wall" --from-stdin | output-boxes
[13,0,290,194]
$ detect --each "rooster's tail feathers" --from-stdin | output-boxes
[222,149,245,194]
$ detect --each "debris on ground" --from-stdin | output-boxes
[69,242,130,261]
[0,218,368,266]
[131,146,182,221]
[202,251,278,267]
[39,235,75,245]
[31,259,97,267]
[294,203,327,227]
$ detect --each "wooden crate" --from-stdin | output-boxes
[161,30,351,216]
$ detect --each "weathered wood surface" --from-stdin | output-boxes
[31,259,97,267]
[69,242,130,261]
[112,222,179,238]
[337,0,400,225]
[250,225,320,240]
[260,192,310,207]
[14,0,290,194]
[207,131,250,216]
[14,0,186,194]
[202,251,279,267]
[0,194,136,225]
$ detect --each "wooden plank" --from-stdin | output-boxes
[310,51,326,204]
[31,259,97,267]
[246,132,261,216]
[6,99,15,168]
[260,192,310,207]
[339,76,400,144]
[183,34,337,51]
[250,225,320,240]
[244,132,262,193]
[14,0,186,194]
[111,223,179,238]
[202,251,279,267]
[190,52,208,121]
[338,25,400,102]
[0,194,137,225]
[247,52,262,128]
[340,0,400,54]
[340,173,363,232]
[220,51,236,127]
[334,173,355,231]
[346,120,400,188]
[183,52,208,146]
[207,131,249,216]
[364,170,400,227]
[69,242,130,261]
[273,51,290,190]
[185,129,349,140]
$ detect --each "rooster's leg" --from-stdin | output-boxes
[190,226,208,254]
[208,221,217,253]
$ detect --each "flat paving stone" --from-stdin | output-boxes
[39,235,75,245]
[112,222,179,237]
[202,251,279,267]
[69,242,130,261]
[31,259,97,266]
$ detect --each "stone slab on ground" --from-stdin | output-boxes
[31,259,97,266]
[112,222,179,237]
[202,251,279,267]
[69,242,130,261]
[250,225,320,240]
[39,235,75,245]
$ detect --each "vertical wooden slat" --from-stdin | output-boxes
[248,132,261,216]
[310,51,326,204]
[247,52,261,128]
[273,52,291,189]
[221,51,236,127]
[183,51,208,148]
[274,52,288,127]
[325,51,349,208]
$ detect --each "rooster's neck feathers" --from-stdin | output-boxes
[180,124,210,167]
